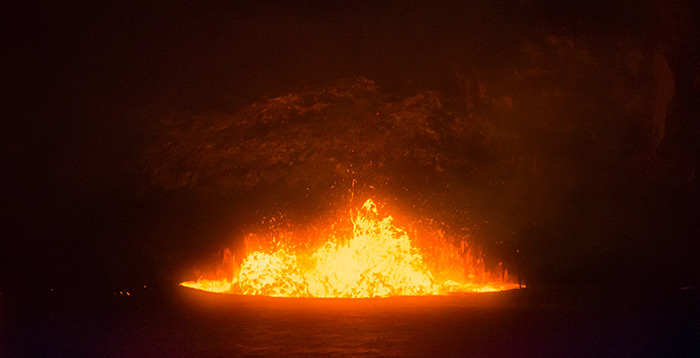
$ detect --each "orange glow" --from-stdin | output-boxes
[181,199,519,297]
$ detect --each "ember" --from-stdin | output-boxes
[181,199,518,297]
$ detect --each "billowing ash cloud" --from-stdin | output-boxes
[144,77,516,226]
[145,33,695,283]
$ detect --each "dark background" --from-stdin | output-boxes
[3,0,700,298]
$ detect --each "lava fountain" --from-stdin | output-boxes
[181,199,519,297]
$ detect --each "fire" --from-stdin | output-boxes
[181,199,519,297]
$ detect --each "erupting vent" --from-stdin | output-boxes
[181,199,519,297]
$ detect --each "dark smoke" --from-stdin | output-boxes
[3,0,699,293]
[146,25,698,285]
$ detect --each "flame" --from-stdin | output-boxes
[181,199,519,297]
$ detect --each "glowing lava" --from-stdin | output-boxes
[181,199,519,297]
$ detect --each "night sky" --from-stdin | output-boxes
[3,0,700,297]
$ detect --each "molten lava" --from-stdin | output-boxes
[181,199,518,297]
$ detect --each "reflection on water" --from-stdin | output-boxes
[11,287,693,357]
[179,290,521,357]
[171,288,572,357]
